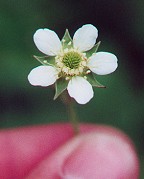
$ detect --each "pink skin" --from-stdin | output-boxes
[0,123,139,179]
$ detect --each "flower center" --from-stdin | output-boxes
[62,52,82,69]
[55,50,87,77]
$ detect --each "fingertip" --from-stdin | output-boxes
[26,127,139,179]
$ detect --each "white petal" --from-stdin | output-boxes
[67,76,94,104]
[28,66,58,87]
[88,52,118,75]
[73,24,98,52]
[33,28,62,56]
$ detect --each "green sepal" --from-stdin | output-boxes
[54,78,69,100]
[61,29,73,49]
[33,55,55,66]
[86,41,101,58]
[86,72,106,88]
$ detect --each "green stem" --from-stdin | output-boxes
[60,92,80,135]
[67,101,79,135]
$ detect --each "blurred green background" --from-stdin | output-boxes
[0,0,144,177]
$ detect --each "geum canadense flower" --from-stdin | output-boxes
[28,24,118,104]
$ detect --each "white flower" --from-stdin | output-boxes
[28,24,118,104]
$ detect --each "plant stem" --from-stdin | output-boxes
[67,101,79,135]
[60,92,80,135]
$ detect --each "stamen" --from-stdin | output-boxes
[74,69,80,75]
[68,41,72,45]
[63,67,69,73]
[78,67,83,73]
[86,70,91,74]
[62,39,65,42]
[57,61,63,68]
[81,61,87,66]
[43,60,47,63]
[65,77,70,80]
[64,48,69,53]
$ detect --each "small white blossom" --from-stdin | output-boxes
[28,24,118,104]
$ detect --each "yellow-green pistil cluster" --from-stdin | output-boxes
[63,51,81,69]
[55,49,88,78]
